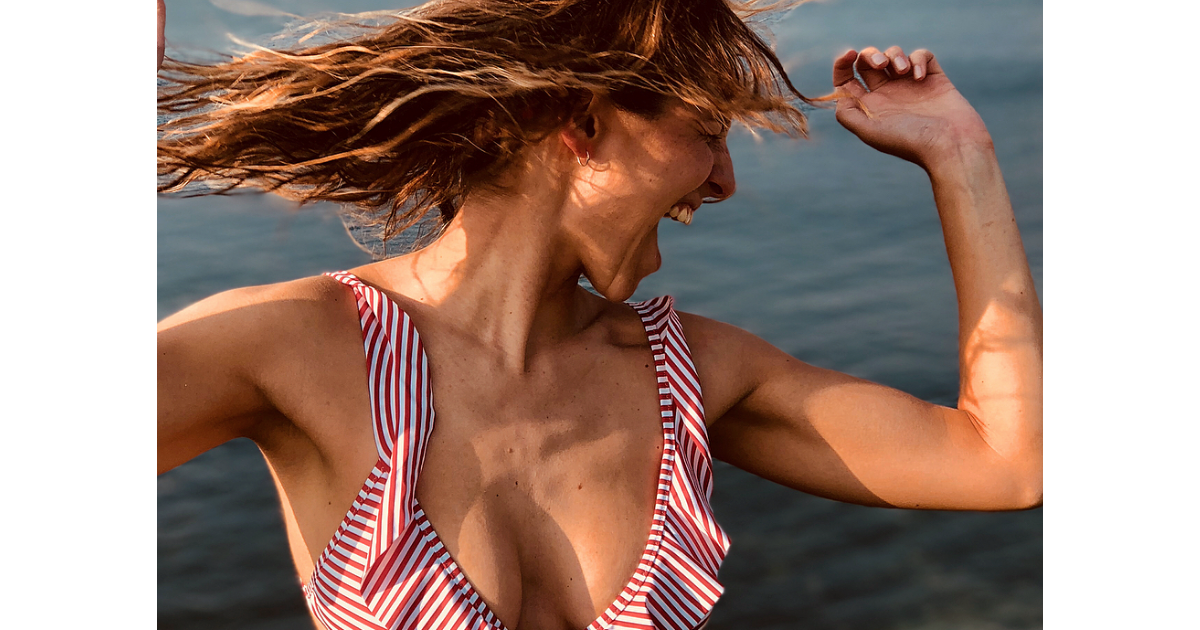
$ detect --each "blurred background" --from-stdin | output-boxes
[158,1,1042,628]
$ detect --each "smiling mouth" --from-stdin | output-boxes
[665,202,694,225]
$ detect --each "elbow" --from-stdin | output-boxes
[1003,459,1043,510]
[989,433,1041,510]
[977,440,1042,511]
[1015,441,1043,509]
[979,474,1040,511]
[1013,479,1042,510]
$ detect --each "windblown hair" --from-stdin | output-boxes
[158,0,814,243]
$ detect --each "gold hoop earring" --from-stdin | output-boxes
[577,151,590,167]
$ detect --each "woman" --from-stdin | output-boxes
[157,1,1042,629]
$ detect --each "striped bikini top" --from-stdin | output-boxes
[304,271,731,630]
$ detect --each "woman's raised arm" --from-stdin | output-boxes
[693,47,1042,511]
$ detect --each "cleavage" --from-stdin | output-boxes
[414,356,664,629]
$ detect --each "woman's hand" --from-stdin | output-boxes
[158,0,166,70]
[832,47,990,171]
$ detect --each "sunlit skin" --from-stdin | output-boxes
[158,38,1042,630]
[157,0,165,70]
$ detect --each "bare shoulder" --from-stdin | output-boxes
[158,274,354,335]
[157,274,362,473]
[674,310,770,356]
[154,270,360,412]
[673,310,799,426]
[156,273,362,407]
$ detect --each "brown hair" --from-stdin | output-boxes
[158,0,814,243]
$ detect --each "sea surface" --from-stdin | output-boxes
[158,1,1043,628]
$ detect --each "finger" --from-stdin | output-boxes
[855,46,891,91]
[831,56,868,101]
[158,0,166,70]
[885,45,910,76]
[909,49,944,81]
[832,49,860,88]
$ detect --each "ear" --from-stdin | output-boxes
[559,94,601,164]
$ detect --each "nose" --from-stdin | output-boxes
[704,141,737,203]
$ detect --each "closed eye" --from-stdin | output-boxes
[700,123,729,147]
[698,117,730,147]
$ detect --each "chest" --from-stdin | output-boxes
[266,285,728,630]
[414,342,667,627]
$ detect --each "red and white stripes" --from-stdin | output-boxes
[303,273,729,630]
[631,298,732,630]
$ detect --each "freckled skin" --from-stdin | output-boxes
[160,47,1040,630]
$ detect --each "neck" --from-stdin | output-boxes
[373,156,602,371]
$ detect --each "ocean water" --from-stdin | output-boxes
[158,1,1043,628]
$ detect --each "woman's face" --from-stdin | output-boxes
[565,99,736,301]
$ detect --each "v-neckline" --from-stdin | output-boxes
[311,272,678,630]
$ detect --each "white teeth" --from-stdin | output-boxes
[666,203,693,225]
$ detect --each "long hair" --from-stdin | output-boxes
[158,0,814,243]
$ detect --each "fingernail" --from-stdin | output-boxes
[914,66,924,79]
[872,53,887,66]
[894,58,907,71]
